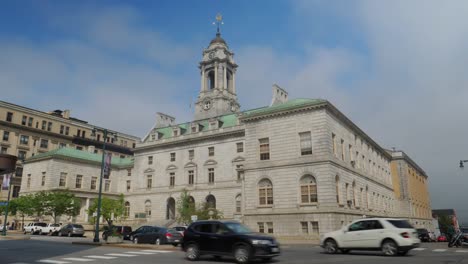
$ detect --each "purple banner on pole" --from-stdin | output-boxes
[103,153,112,179]
[1,173,12,191]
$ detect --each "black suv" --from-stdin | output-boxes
[102,225,132,240]
[182,220,280,264]
[417,228,430,242]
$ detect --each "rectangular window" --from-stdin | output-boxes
[76,146,83,150]
[148,156,153,165]
[236,198,241,213]
[3,131,9,141]
[19,135,29,145]
[258,222,265,233]
[91,177,97,190]
[59,173,67,187]
[60,125,65,134]
[0,147,7,154]
[170,172,175,187]
[6,112,13,122]
[208,168,215,183]
[22,115,27,125]
[81,130,85,138]
[127,169,132,176]
[27,174,31,188]
[42,120,47,130]
[341,139,345,160]
[332,133,337,156]
[65,126,69,135]
[18,150,26,160]
[191,126,197,133]
[208,147,215,157]
[40,139,48,149]
[147,175,153,189]
[104,180,110,192]
[299,132,312,155]
[59,143,66,148]
[236,165,244,181]
[28,117,33,127]
[189,149,194,160]
[188,170,194,185]
[259,138,270,160]
[41,172,46,186]
[170,152,176,162]
[355,151,360,168]
[311,221,319,234]
[301,222,309,234]
[349,144,353,162]
[126,180,131,192]
[75,175,82,188]
[236,142,244,153]
[266,222,274,234]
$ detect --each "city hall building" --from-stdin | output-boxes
[20,30,432,239]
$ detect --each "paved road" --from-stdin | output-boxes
[1,237,468,264]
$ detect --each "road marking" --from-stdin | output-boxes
[456,250,468,253]
[62,257,94,262]
[412,248,426,251]
[124,251,156,255]
[84,255,116,259]
[105,253,137,257]
[37,260,70,264]
[141,250,171,253]
[433,249,447,252]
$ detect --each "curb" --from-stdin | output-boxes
[71,241,179,251]
[0,235,31,241]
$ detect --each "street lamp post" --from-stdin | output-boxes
[92,128,117,243]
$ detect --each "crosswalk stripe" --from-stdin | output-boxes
[433,249,447,252]
[62,257,94,262]
[456,250,468,253]
[141,250,171,253]
[413,248,426,251]
[124,251,156,255]
[37,260,70,264]
[84,256,116,260]
[105,253,137,257]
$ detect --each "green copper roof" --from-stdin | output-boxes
[241,98,326,118]
[150,98,324,139]
[25,147,134,168]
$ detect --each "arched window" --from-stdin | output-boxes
[335,175,340,204]
[352,181,356,207]
[124,201,130,218]
[235,194,242,213]
[300,175,317,203]
[206,195,216,209]
[258,179,273,205]
[208,71,215,90]
[365,186,369,209]
[145,200,152,217]
[166,198,175,220]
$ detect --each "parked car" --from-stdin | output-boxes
[182,220,280,264]
[438,234,447,242]
[320,218,420,256]
[102,225,132,240]
[173,226,187,236]
[130,226,183,246]
[40,223,61,235]
[58,224,85,237]
[24,222,48,235]
[417,228,431,242]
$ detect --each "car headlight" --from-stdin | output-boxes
[251,239,272,245]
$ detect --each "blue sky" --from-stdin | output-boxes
[2,0,468,221]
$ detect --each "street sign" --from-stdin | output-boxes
[93,212,97,217]
[191,215,198,221]
[0,202,8,206]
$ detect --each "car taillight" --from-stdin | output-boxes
[401,232,410,238]
[166,233,172,238]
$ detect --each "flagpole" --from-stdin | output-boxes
[2,174,12,236]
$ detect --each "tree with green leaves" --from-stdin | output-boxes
[42,191,81,224]
[438,214,454,237]
[176,190,223,225]
[87,194,125,231]
[9,194,36,228]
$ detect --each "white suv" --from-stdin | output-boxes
[24,222,48,235]
[320,218,420,256]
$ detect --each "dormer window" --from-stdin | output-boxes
[151,134,156,141]
[191,124,197,133]
[157,132,163,140]
[173,129,179,137]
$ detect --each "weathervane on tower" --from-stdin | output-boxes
[213,13,224,34]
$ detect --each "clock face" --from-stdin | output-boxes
[203,100,212,110]
[208,51,215,59]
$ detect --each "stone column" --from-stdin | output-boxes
[232,71,236,94]
[84,198,90,223]
[223,65,227,90]
[214,62,218,89]
[201,66,206,92]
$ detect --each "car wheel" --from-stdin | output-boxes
[23,230,27,235]
[133,237,138,244]
[155,238,161,245]
[58,231,62,236]
[185,243,200,261]
[234,245,251,264]
[172,243,179,247]
[324,239,339,254]
[382,239,398,256]
[129,235,133,241]
[30,230,35,235]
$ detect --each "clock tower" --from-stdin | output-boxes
[194,14,240,120]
